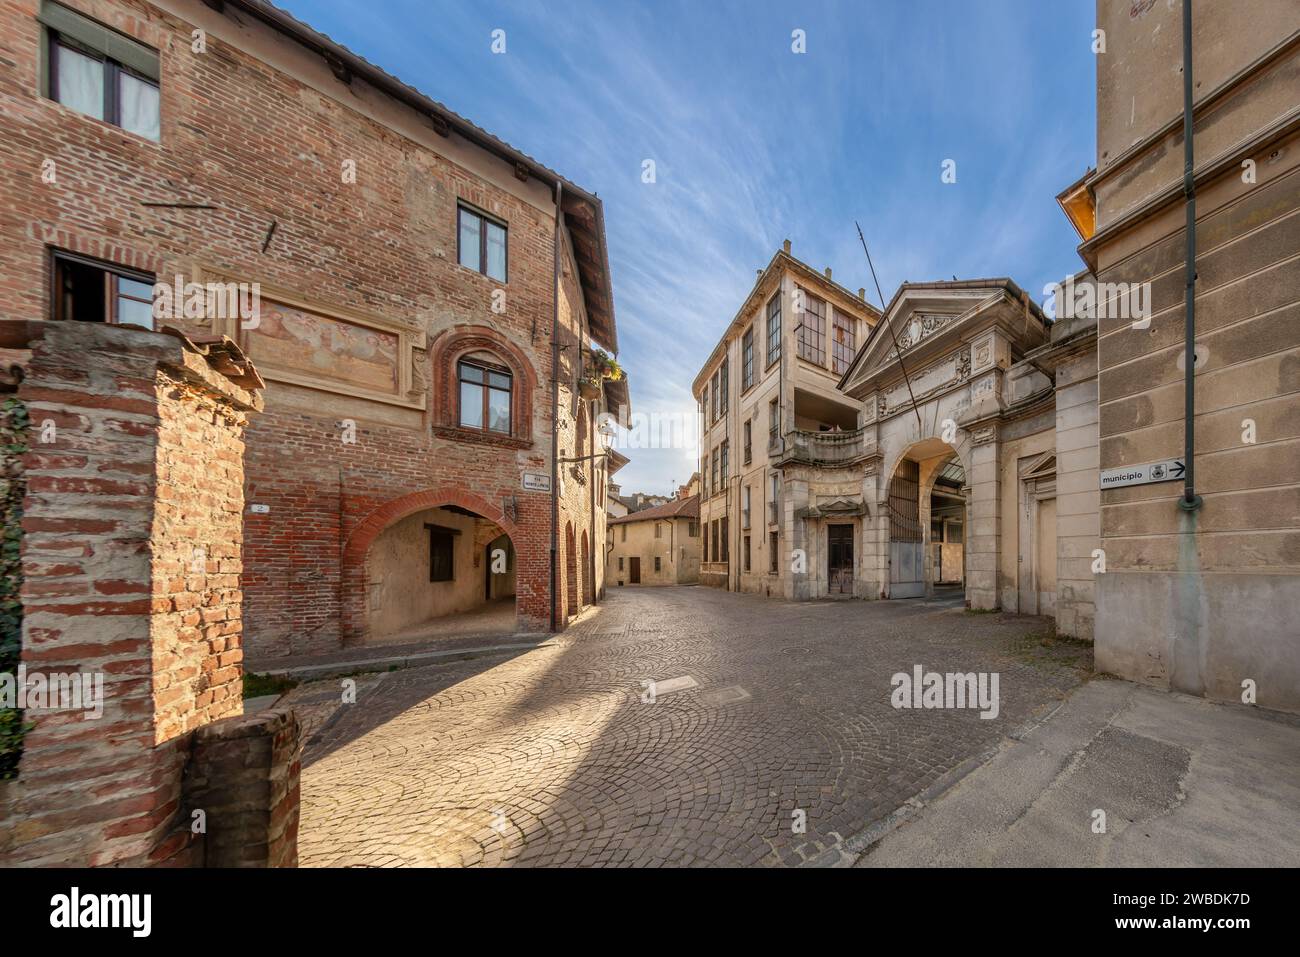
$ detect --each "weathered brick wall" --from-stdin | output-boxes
[185,706,300,867]
[151,364,249,742]
[0,320,273,866]
[0,0,606,656]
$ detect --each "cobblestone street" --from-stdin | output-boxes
[298,586,1092,867]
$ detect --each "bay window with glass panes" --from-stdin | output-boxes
[41,1,160,141]
[457,359,512,435]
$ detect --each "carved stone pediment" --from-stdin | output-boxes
[796,497,868,519]
[891,313,960,356]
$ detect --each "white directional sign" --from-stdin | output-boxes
[522,472,552,492]
[1100,458,1186,489]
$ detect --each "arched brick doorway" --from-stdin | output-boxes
[340,487,534,644]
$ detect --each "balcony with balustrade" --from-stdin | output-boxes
[776,426,872,467]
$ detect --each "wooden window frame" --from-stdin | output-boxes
[425,523,459,583]
[457,203,508,283]
[765,293,781,368]
[44,16,160,140]
[832,309,856,375]
[457,357,513,435]
[797,289,827,365]
[49,249,155,325]
[741,326,754,391]
[718,357,728,416]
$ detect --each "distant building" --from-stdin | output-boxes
[606,453,631,519]
[607,494,701,586]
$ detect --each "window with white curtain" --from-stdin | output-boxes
[41,1,161,140]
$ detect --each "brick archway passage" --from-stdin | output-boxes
[341,487,538,643]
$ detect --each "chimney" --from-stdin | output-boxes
[782,239,791,254]
[858,287,866,299]
[824,267,832,280]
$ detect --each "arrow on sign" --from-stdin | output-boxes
[1171,460,1186,478]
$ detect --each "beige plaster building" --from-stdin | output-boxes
[685,1,1297,712]
[692,243,881,597]
[607,491,701,586]
[691,263,1101,640]
[1054,0,1300,709]
[838,280,1100,639]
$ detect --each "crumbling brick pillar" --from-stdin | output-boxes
[0,320,289,867]
[185,706,301,867]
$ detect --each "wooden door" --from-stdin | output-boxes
[629,557,641,584]
[828,524,854,594]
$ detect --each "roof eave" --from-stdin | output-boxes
[222,1,618,352]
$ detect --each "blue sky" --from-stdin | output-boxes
[280,0,1097,494]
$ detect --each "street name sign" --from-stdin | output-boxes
[1099,458,1186,489]
[522,472,552,492]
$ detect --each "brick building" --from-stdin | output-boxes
[0,0,628,659]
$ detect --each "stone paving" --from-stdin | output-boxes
[297,586,1092,867]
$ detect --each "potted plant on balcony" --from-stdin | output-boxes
[580,349,623,399]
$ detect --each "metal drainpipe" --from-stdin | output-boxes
[588,400,596,606]
[549,180,563,629]
[1179,0,1203,512]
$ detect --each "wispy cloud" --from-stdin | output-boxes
[283,0,1096,493]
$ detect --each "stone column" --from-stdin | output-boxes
[857,458,886,599]
[785,476,810,600]
[965,426,1001,610]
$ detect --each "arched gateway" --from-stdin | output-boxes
[340,487,531,644]
[784,278,1100,637]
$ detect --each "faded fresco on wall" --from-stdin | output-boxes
[245,299,400,396]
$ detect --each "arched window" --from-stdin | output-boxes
[458,358,512,434]
[432,327,537,448]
